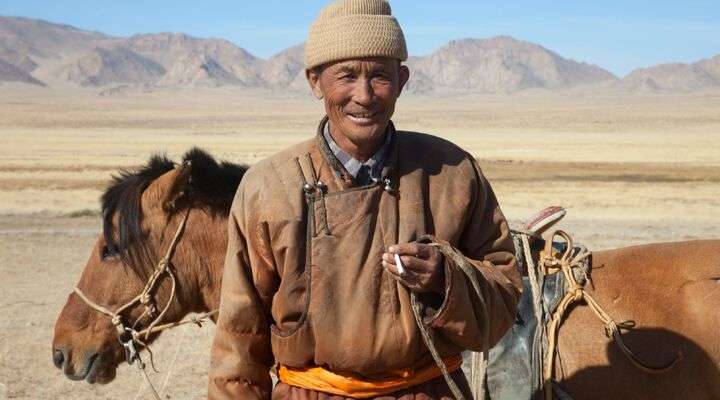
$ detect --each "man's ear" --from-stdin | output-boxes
[306,68,325,99]
[397,65,410,97]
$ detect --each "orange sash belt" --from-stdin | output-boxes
[277,354,463,398]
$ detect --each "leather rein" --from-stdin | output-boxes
[72,209,217,400]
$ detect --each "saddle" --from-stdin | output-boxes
[484,206,589,400]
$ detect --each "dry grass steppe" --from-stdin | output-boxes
[1,86,719,399]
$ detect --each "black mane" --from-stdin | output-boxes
[101,148,247,277]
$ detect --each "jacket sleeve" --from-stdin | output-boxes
[423,159,522,352]
[208,182,278,399]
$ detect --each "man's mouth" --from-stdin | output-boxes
[346,110,379,124]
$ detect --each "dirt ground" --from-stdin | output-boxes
[1,87,719,399]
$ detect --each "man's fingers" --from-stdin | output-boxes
[382,259,417,281]
[384,242,444,293]
[388,243,434,259]
[382,260,407,280]
[382,252,396,265]
[382,260,420,290]
[388,242,420,257]
[382,253,428,271]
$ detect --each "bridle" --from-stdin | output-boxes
[73,208,217,399]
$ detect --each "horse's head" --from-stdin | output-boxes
[52,148,245,384]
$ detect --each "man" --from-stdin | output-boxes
[208,0,522,398]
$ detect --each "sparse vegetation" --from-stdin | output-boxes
[1,66,719,400]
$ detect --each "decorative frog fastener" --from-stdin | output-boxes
[383,178,395,193]
[302,183,315,195]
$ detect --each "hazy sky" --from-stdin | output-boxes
[3,0,719,76]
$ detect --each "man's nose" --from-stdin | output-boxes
[352,77,373,106]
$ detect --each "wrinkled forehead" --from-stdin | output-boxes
[322,57,400,74]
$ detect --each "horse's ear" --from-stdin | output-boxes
[162,164,191,213]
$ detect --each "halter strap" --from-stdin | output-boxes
[71,209,216,400]
[74,208,190,336]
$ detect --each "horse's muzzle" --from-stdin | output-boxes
[52,347,105,383]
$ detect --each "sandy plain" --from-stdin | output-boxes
[1,86,719,399]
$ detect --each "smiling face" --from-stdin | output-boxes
[307,57,410,160]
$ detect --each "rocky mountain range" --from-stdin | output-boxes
[1,16,718,94]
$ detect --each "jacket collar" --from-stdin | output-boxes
[316,116,399,187]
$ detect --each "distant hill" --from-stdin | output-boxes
[57,47,165,86]
[0,16,109,59]
[0,16,113,86]
[407,36,618,93]
[260,43,306,89]
[698,55,720,81]
[123,32,263,86]
[621,55,720,92]
[1,16,718,95]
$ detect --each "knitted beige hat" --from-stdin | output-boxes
[305,0,408,70]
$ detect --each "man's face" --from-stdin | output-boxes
[307,57,410,150]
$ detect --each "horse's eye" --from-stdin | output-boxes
[100,245,114,261]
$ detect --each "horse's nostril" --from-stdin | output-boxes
[53,348,65,369]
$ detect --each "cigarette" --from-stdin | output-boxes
[394,253,406,275]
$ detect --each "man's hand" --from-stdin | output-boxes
[382,242,445,293]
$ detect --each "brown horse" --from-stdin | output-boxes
[52,150,720,399]
[52,149,245,384]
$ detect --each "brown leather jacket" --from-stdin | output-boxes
[208,119,522,399]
